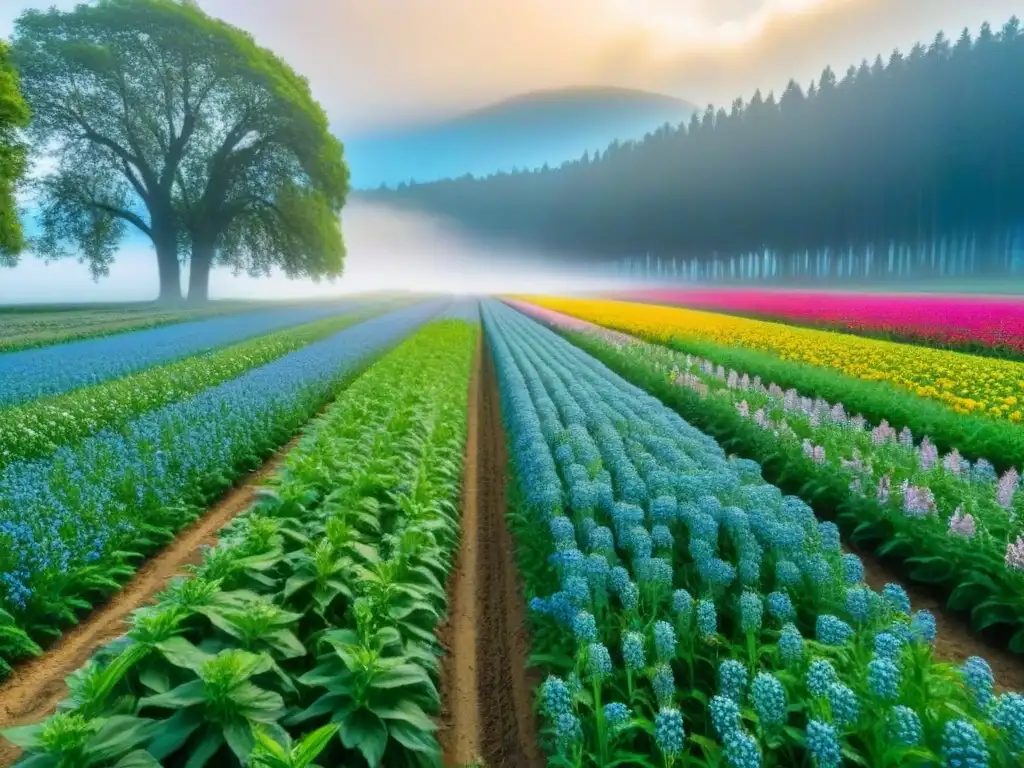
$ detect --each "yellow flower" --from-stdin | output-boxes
[518,296,1024,424]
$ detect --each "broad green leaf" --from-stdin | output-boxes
[386,719,440,756]
[184,728,225,768]
[340,709,388,767]
[140,679,206,710]
[292,724,340,767]
[156,636,213,671]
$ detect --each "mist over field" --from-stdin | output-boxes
[0,201,619,303]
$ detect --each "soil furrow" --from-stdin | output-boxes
[0,433,305,766]
[475,340,543,768]
[438,339,484,766]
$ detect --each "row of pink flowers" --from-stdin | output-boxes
[616,288,1024,351]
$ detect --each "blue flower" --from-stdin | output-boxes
[941,719,989,768]
[586,643,613,681]
[992,693,1024,753]
[719,659,749,702]
[750,672,787,729]
[603,702,631,734]
[807,659,839,698]
[766,591,794,623]
[653,663,676,707]
[571,611,598,644]
[806,720,843,768]
[826,683,860,729]
[550,516,576,547]
[651,495,678,524]
[882,583,912,616]
[887,705,923,746]
[867,656,902,701]
[779,623,804,666]
[672,588,694,623]
[710,694,742,739]
[775,560,801,587]
[619,581,639,612]
[610,565,630,594]
[563,575,590,607]
[583,554,609,591]
[654,621,677,662]
[739,591,764,634]
[841,553,865,585]
[910,610,937,645]
[816,615,854,647]
[845,586,872,624]
[873,632,903,661]
[622,631,646,671]
[697,599,717,639]
[554,712,582,748]
[738,556,761,588]
[652,524,674,550]
[540,675,572,718]
[818,521,841,552]
[723,729,762,768]
[588,526,615,553]
[654,708,686,757]
[961,657,995,710]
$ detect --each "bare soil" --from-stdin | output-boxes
[0,437,302,766]
[849,542,1024,692]
[438,339,543,768]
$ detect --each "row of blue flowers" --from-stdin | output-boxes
[0,300,446,662]
[0,299,374,407]
[482,298,1023,768]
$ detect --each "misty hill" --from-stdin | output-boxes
[344,86,697,189]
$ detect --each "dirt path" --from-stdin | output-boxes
[0,436,302,766]
[438,338,543,768]
[438,340,484,766]
[849,542,1024,692]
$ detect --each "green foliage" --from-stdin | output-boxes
[3,318,478,766]
[11,0,348,301]
[0,37,29,263]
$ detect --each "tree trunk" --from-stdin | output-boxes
[155,238,181,304]
[187,245,213,304]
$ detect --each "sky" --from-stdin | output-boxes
[0,0,1019,302]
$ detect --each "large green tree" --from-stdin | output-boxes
[12,0,348,303]
[0,38,30,264]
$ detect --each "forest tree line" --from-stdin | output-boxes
[370,17,1024,282]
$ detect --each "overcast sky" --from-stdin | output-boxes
[0,0,1018,301]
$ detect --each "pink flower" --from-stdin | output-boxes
[898,427,914,448]
[997,468,1020,510]
[918,438,938,471]
[942,449,963,476]
[727,371,739,389]
[948,507,976,539]
[735,400,750,419]
[902,484,936,518]
[812,446,826,465]
[1005,536,1024,571]
[876,473,891,504]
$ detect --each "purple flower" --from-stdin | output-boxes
[997,468,1020,511]
[948,507,976,539]
[1006,537,1024,571]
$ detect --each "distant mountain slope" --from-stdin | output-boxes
[344,86,696,189]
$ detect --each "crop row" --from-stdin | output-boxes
[0,302,257,353]
[512,299,1024,655]
[525,297,1024,424]
[2,317,478,766]
[620,288,1024,358]
[0,304,396,469]
[524,297,1024,475]
[0,301,444,667]
[482,300,1024,767]
[0,299,379,407]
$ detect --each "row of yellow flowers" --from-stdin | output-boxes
[519,296,1024,423]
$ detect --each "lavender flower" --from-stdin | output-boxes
[1006,537,1024,571]
[948,506,977,539]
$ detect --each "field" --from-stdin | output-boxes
[618,288,1024,358]
[2,293,1024,767]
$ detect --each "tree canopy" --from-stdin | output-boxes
[12,0,348,302]
[370,17,1024,283]
[0,38,30,264]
